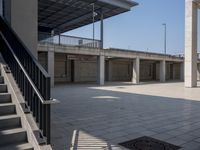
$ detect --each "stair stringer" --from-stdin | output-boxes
[0,63,52,150]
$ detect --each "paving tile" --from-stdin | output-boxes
[51,82,200,150]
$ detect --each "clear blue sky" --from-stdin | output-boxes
[65,0,188,55]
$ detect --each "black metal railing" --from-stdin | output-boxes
[0,16,52,144]
[39,32,101,48]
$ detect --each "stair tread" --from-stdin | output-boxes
[0,142,33,150]
[0,114,19,120]
[0,92,9,95]
[0,103,14,106]
[0,128,25,135]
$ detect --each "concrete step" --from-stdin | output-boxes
[0,143,33,150]
[0,114,21,130]
[0,93,11,103]
[0,84,7,93]
[0,128,27,146]
[0,76,4,84]
[0,103,16,116]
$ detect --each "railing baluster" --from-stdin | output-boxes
[0,16,51,144]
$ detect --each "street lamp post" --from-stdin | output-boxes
[162,23,167,55]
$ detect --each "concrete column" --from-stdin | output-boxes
[160,60,166,82]
[48,48,55,87]
[108,60,112,81]
[4,0,38,58]
[180,62,184,81]
[185,0,198,87]
[97,55,105,85]
[132,57,140,84]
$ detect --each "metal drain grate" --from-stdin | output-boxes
[119,136,181,150]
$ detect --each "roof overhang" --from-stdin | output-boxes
[38,0,138,33]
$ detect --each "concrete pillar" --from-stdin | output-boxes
[4,0,38,58]
[160,60,166,82]
[132,57,140,84]
[185,0,198,87]
[180,62,184,81]
[108,60,112,81]
[97,55,105,85]
[48,48,55,87]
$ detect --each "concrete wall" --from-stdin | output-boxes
[4,0,38,58]
[166,62,181,80]
[0,0,3,16]
[173,63,181,80]
[107,59,131,81]
[166,63,172,80]
[140,61,156,81]
[54,53,71,83]
[38,52,48,71]
[74,60,97,82]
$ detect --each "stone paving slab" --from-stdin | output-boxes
[51,82,200,150]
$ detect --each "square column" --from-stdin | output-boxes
[48,48,55,87]
[180,62,184,81]
[160,60,166,82]
[132,57,140,84]
[97,55,105,85]
[185,0,198,87]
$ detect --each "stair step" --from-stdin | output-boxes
[0,93,11,103]
[0,143,33,150]
[0,114,21,130]
[0,103,16,116]
[0,84,7,93]
[0,76,4,84]
[0,128,27,146]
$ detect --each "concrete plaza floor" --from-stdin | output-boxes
[51,81,200,150]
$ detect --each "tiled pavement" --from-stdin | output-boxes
[51,82,200,150]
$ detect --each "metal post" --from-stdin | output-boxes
[51,30,54,44]
[58,33,61,45]
[92,3,95,47]
[162,23,167,55]
[100,10,104,49]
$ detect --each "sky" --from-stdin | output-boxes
[65,0,190,55]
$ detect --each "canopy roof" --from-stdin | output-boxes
[38,0,138,33]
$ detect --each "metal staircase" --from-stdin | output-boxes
[0,16,55,149]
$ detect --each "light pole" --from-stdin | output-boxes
[162,23,167,55]
[91,3,98,47]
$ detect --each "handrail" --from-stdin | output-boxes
[0,18,49,78]
[0,16,53,144]
[39,32,101,48]
[0,32,58,105]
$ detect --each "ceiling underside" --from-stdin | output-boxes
[38,0,138,33]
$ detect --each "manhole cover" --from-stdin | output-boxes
[119,136,181,150]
